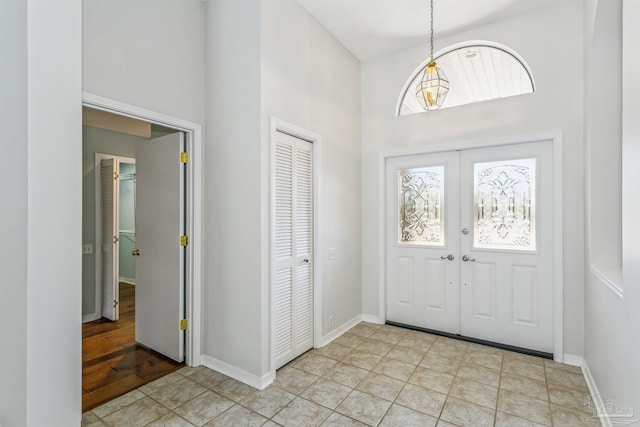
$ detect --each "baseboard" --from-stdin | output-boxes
[318,314,363,347]
[582,360,610,427]
[82,312,100,323]
[119,277,135,285]
[563,354,584,367]
[201,354,274,390]
[361,314,382,324]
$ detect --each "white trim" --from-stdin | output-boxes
[361,314,382,325]
[563,354,584,367]
[82,313,100,323]
[83,92,203,367]
[119,277,136,286]
[269,118,323,374]
[201,354,275,390]
[582,360,611,427]
[318,314,362,348]
[377,131,564,360]
[590,267,624,299]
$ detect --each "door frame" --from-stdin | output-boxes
[93,153,136,323]
[377,131,564,362]
[269,117,323,375]
[83,92,203,367]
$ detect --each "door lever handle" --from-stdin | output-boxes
[462,255,475,262]
[440,254,454,261]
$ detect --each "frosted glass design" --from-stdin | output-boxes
[474,158,536,251]
[398,166,444,245]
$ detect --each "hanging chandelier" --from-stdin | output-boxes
[416,0,449,110]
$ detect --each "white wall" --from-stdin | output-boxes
[261,0,362,358]
[204,0,265,379]
[83,0,205,124]
[0,0,28,424]
[584,0,640,415]
[82,126,145,318]
[361,1,585,358]
[0,0,83,425]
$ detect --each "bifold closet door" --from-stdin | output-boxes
[274,131,313,369]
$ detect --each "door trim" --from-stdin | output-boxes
[83,92,203,367]
[269,117,322,375]
[377,131,564,362]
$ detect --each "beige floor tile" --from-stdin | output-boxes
[467,343,504,357]
[146,412,195,427]
[449,377,498,409]
[92,390,146,418]
[321,412,368,426]
[550,404,602,427]
[435,420,458,427]
[173,390,234,426]
[102,396,169,427]
[380,324,409,334]
[463,350,503,371]
[301,378,352,409]
[273,397,332,427]
[262,422,283,427]
[385,346,425,365]
[499,373,548,401]
[333,334,365,349]
[176,366,205,378]
[378,404,437,427]
[323,362,369,388]
[341,350,383,371]
[545,367,588,391]
[315,343,355,361]
[355,372,405,401]
[138,372,184,395]
[502,358,546,382]
[456,363,500,387]
[503,351,545,366]
[240,386,295,418]
[395,383,446,417]
[356,339,394,357]
[420,352,461,376]
[149,378,208,410]
[274,366,319,395]
[81,411,104,427]
[372,357,416,381]
[186,368,228,389]
[497,389,551,426]
[347,323,379,338]
[205,404,267,427]
[336,390,392,426]
[495,411,548,427]
[439,396,495,427]
[429,341,466,359]
[294,354,339,376]
[369,330,403,345]
[548,384,593,412]
[396,336,434,352]
[211,377,256,402]
[408,366,454,394]
[543,359,582,374]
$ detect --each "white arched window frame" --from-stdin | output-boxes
[396,40,536,116]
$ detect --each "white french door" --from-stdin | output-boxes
[273,131,314,369]
[386,141,554,353]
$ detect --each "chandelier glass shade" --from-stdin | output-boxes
[416,0,449,110]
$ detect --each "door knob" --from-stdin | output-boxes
[303,258,310,264]
[462,255,475,262]
[132,249,140,256]
[440,254,455,261]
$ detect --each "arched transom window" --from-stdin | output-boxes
[397,41,535,116]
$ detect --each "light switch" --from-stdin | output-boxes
[82,244,93,255]
[328,248,338,260]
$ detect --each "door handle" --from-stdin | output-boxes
[440,254,454,261]
[462,255,475,262]
[132,249,140,256]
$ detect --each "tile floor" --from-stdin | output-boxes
[82,322,601,427]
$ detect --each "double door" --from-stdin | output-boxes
[386,141,553,353]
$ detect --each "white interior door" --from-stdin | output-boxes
[135,132,185,362]
[459,142,553,352]
[386,152,460,334]
[101,158,120,321]
[273,131,314,369]
[386,141,554,353]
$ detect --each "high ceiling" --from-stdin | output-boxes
[295,0,555,61]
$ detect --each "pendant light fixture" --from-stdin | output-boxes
[416,0,449,110]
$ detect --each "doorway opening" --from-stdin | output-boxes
[81,94,203,410]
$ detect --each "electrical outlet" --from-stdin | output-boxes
[328,248,338,260]
[82,244,93,255]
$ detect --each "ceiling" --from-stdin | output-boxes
[295,0,554,60]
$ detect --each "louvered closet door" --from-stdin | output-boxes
[274,131,313,369]
[101,158,120,321]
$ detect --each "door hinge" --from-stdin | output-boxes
[180,152,189,163]
[113,300,119,308]
[180,235,189,246]
[180,319,188,330]
[114,172,119,180]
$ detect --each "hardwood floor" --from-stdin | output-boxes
[82,282,184,412]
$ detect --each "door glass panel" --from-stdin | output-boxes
[474,158,536,251]
[398,166,444,245]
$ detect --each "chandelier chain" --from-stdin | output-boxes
[429,0,434,62]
